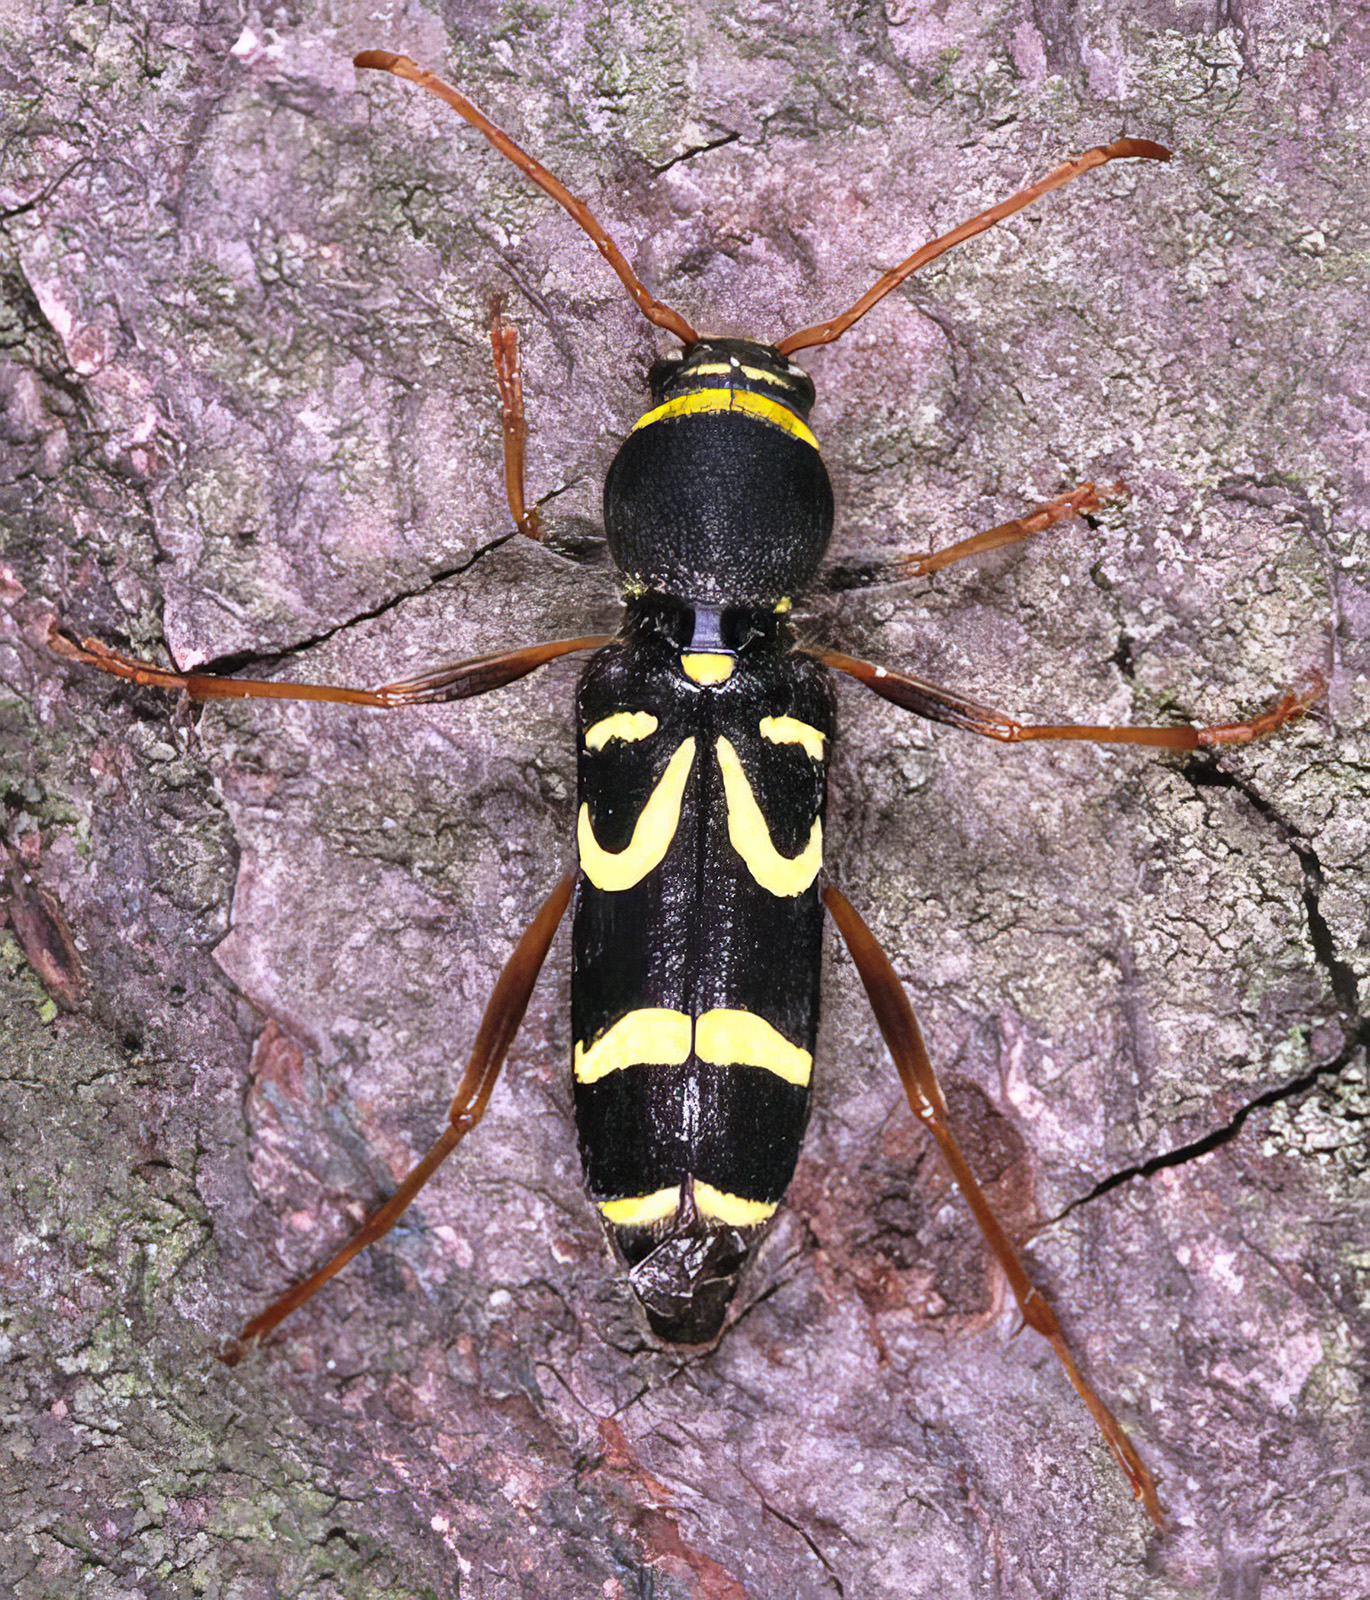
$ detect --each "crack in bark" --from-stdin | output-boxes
[0,156,93,223]
[1061,1030,1366,1219]
[1180,753,1361,1018]
[1049,744,1368,1218]
[741,1467,846,1596]
[165,531,524,677]
[649,131,742,177]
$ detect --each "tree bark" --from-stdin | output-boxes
[2,2,1366,1596]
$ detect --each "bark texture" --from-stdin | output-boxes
[1,2,1366,1597]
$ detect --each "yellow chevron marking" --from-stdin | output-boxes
[681,652,734,686]
[584,710,658,750]
[715,735,822,896]
[631,388,819,452]
[759,715,827,761]
[695,1008,813,1087]
[598,1187,681,1228]
[574,1008,693,1085]
[693,1181,779,1227]
[578,737,696,891]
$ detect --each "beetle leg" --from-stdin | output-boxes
[223,871,575,1365]
[823,482,1123,590]
[817,646,1325,751]
[46,619,609,708]
[823,883,1167,1531]
[491,298,543,541]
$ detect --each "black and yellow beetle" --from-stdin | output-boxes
[47,49,1322,1531]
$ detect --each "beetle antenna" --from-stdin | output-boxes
[355,51,700,348]
[776,138,1171,355]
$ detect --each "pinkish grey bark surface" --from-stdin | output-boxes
[1,2,1366,1597]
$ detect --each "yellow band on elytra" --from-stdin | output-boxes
[597,1181,778,1230]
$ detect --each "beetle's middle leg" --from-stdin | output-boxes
[817,645,1325,752]
[46,620,610,708]
[823,482,1123,591]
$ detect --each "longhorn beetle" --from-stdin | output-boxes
[48,50,1324,1531]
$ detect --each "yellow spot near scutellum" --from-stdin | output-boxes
[681,653,734,686]
[759,715,826,761]
[714,736,822,896]
[584,710,658,750]
[578,737,696,891]
[695,1008,812,1086]
[574,1009,692,1084]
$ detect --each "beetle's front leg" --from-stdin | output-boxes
[490,298,543,541]
[824,482,1125,590]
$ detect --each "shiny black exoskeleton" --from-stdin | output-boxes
[572,341,838,1340]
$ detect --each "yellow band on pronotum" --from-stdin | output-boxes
[632,388,819,452]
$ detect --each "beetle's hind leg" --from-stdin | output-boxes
[222,871,574,1365]
[824,884,1167,1530]
[823,482,1124,591]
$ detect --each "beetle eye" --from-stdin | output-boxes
[647,349,684,391]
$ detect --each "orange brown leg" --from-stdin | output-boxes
[824,884,1166,1530]
[825,482,1124,590]
[223,871,574,1365]
[817,645,1325,752]
[46,619,609,708]
[490,297,543,541]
